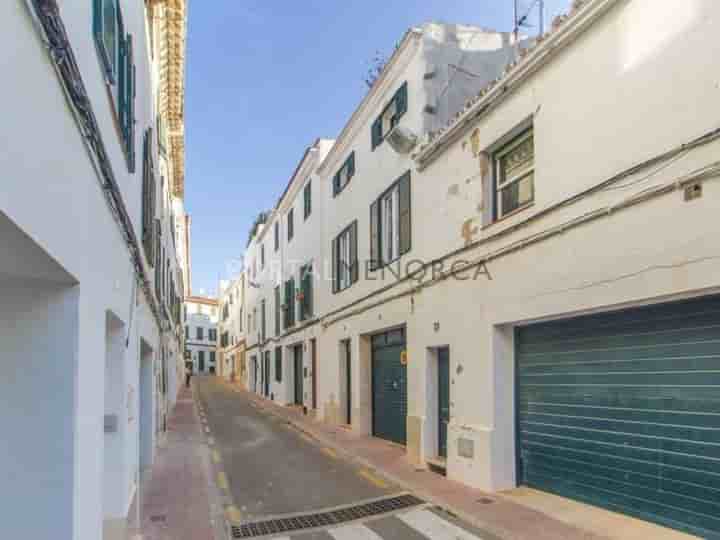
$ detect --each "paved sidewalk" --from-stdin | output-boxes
[126,385,223,540]
[234,384,604,540]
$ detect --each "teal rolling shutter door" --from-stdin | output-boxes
[517,295,720,539]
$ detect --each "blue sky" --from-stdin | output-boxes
[184,0,571,296]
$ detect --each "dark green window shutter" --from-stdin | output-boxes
[399,171,411,255]
[274,286,280,335]
[395,81,408,118]
[348,151,356,178]
[369,199,379,271]
[118,34,127,137]
[275,348,282,382]
[261,300,266,341]
[302,264,313,318]
[127,36,136,173]
[304,181,312,219]
[332,172,340,197]
[371,117,382,150]
[349,221,358,284]
[289,277,295,327]
[331,236,339,293]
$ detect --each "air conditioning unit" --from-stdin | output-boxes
[386,125,418,154]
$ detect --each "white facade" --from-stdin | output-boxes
[184,297,219,374]
[242,139,334,405]
[230,6,720,536]
[217,275,246,382]
[0,1,187,539]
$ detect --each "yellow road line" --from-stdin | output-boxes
[217,472,229,491]
[225,505,243,522]
[358,470,388,489]
[321,447,338,459]
[212,450,221,464]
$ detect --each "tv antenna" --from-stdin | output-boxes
[514,0,545,41]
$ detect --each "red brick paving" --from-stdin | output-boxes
[127,385,215,540]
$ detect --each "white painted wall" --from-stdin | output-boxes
[0,2,183,538]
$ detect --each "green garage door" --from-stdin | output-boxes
[517,295,720,539]
[372,329,407,445]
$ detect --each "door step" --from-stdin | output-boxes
[426,457,447,476]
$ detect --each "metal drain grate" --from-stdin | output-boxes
[230,493,424,538]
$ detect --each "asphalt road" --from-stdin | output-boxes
[195,376,395,520]
[194,376,495,540]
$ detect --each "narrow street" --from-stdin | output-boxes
[194,376,495,540]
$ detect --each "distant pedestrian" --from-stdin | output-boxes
[185,365,192,388]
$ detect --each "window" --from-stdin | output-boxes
[274,286,281,336]
[94,0,119,81]
[274,221,280,251]
[185,325,189,339]
[141,130,156,264]
[284,278,296,328]
[196,327,204,340]
[239,307,243,331]
[299,264,313,321]
[275,347,282,382]
[95,0,136,171]
[209,328,217,342]
[371,82,408,150]
[333,152,355,196]
[332,221,358,293]
[261,299,266,342]
[260,243,265,269]
[183,305,187,321]
[253,308,257,331]
[494,128,534,218]
[118,32,136,171]
[221,331,229,348]
[370,172,411,269]
[198,350,205,365]
[303,181,312,220]
[287,208,294,242]
[210,351,216,364]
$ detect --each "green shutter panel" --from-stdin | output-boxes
[332,172,340,197]
[331,237,339,293]
[369,200,379,271]
[93,0,103,47]
[396,81,408,117]
[274,287,280,335]
[371,117,382,150]
[118,34,127,137]
[350,221,358,284]
[480,152,495,226]
[289,277,295,327]
[275,348,282,382]
[348,152,356,178]
[128,36,136,173]
[399,171,411,255]
[307,265,313,316]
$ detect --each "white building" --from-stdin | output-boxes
[217,274,246,382]
[184,296,219,374]
[0,1,188,539]
[235,5,720,538]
